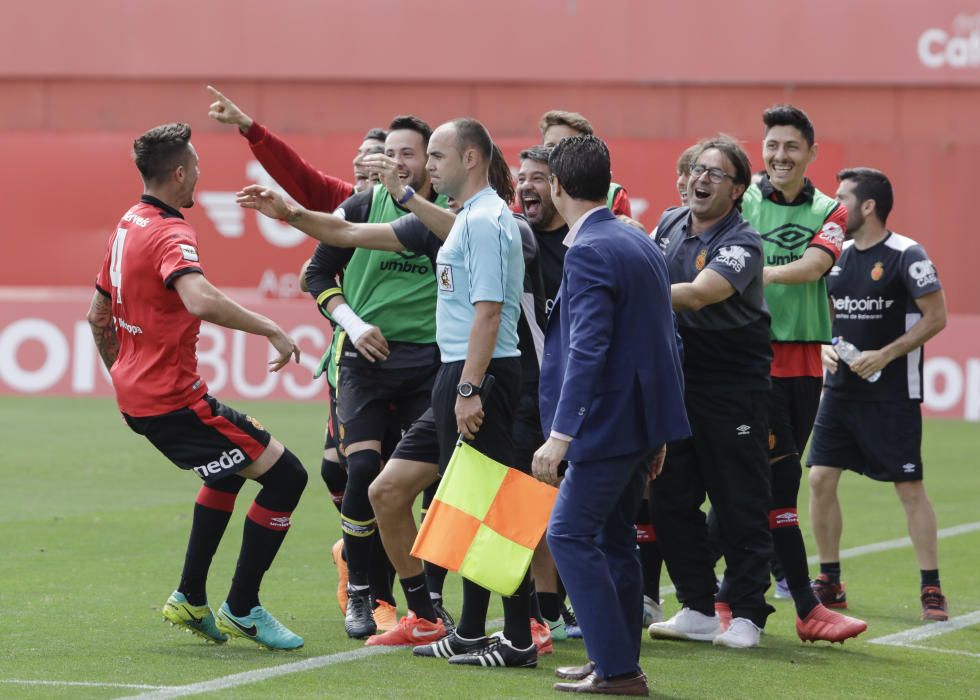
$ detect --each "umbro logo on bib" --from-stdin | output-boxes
[437,264,454,292]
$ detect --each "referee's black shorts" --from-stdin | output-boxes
[807,393,923,482]
[123,394,271,485]
[768,376,822,460]
[392,357,521,474]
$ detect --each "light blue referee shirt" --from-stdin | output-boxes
[434,187,524,363]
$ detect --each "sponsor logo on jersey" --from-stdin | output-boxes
[192,448,246,478]
[695,248,707,271]
[871,261,884,281]
[246,415,264,431]
[379,259,430,275]
[830,265,842,276]
[908,259,938,288]
[178,243,199,262]
[833,295,895,313]
[760,223,811,251]
[818,221,845,250]
[114,316,143,335]
[437,264,454,292]
[736,424,751,436]
[122,210,150,228]
[717,245,750,273]
[766,252,801,266]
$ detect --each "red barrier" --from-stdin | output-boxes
[0,291,976,420]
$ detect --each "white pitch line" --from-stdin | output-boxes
[118,645,399,699]
[0,680,173,690]
[869,610,980,646]
[894,644,980,659]
[657,520,980,598]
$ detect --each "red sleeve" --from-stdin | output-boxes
[243,122,355,212]
[156,223,205,288]
[611,187,632,217]
[808,203,847,262]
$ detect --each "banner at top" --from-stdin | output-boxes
[2,1,979,85]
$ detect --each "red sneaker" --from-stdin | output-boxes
[331,538,348,614]
[365,612,447,647]
[920,586,949,621]
[811,574,847,609]
[530,618,553,655]
[796,604,867,643]
[714,601,732,632]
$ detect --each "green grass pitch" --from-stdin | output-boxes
[1,396,977,698]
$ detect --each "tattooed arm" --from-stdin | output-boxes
[87,290,119,371]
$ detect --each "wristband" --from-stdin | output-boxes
[331,303,372,345]
[397,185,415,206]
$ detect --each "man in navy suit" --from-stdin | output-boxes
[533,135,689,696]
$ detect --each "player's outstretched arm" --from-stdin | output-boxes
[207,85,253,133]
[237,185,404,252]
[364,154,457,239]
[174,273,299,372]
[86,290,119,371]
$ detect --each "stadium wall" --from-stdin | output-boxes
[2,0,977,418]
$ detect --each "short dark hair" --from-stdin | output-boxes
[451,118,493,161]
[694,135,752,208]
[519,145,552,165]
[363,127,388,143]
[762,104,815,147]
[488,143,516,206]
[133,123,192,183]
[676,143,700,176]
[538,110,594,138]
[548,134,610,202]
[387,115,432,147]
[837,167,894,224]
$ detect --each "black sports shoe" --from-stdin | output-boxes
[448,632,538,668]
[433,598,457,634]
[345,587,377,639]
[413,630,488,658]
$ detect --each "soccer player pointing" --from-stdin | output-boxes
[88,123,308,650]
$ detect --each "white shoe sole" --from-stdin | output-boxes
[648,623,719,642]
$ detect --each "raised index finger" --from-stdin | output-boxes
[206,85,227,101]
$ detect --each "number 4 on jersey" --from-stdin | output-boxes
[109,228,128,302]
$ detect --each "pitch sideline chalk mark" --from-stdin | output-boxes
[869,610,980,659]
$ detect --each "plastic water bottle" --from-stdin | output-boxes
[832,337,881,383]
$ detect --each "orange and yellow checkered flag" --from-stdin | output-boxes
[411,442,558,596]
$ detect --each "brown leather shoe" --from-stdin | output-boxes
[555,660,596,680]
[554,671,649,696]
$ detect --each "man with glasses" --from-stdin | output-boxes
[647,137,775,648]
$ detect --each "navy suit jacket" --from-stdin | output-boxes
[539,209,690,463]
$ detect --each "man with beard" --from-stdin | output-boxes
[647,137,774,649]
[306,115,450,640]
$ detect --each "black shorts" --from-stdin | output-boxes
[768,376,823,460]
[512,388,543,475]
[336,363,436,449]
[392,357,521,474]
[123,394,271,485]
[806,393,923,482]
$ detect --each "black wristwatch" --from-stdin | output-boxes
[456,382,481,398]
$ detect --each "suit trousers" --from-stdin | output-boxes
[547,449,649,679]
[649,388,775,627]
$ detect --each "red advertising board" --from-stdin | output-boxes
[0,291,977,421]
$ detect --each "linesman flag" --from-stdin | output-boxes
[411,442,558,596]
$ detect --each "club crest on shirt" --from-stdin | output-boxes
[246,415,264,431]
[695,248,708,271]
[437,263,454,292]
[871,261,884,281]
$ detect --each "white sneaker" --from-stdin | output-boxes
[712,617,761,648]
[648,607,720,641]
[642,595,664,626]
